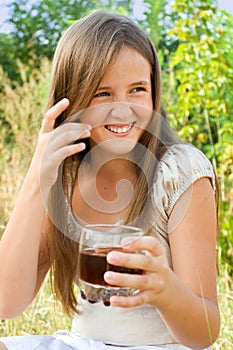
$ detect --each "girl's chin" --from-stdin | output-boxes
[100,146,136,156]
[90,140,138,156]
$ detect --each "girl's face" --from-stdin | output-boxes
[81,46,153,155]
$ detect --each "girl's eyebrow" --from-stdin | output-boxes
[96,80,151,91]
[130,80,151,86]
[95,86,110,91]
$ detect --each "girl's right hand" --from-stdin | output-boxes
[31,98,91,197]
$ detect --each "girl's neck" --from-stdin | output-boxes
[73,152,137,224]
[88,148,136,179]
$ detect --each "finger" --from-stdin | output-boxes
[104,270,148,289]
[123,236,165,257]
[50,124,91,150]
[109,290,149,308]
[110,290,147,308]
[41,98,70,133]
[52,142,87,163]
[105,267,167,294]
[107,250,163,273]
[62,142,87,158]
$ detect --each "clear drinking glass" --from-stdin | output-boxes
[78,224,143,306]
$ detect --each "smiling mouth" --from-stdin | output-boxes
[105,122,135,134]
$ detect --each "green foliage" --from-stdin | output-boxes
[138,1,180,131]
[140,0,179,70]
[2,0,133,81]
[142,0,169,47]
[165,0,233,270]
[0,33,17,81]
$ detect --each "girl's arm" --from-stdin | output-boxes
[0,99,91,318]
[105,177,220,349]
[159,177,220,348]
[0,176,48,318]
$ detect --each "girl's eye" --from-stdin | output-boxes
[131,87,146,93]
[93,91,110,98]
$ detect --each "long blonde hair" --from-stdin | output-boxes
[45,10,174,315]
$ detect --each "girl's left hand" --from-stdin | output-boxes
[104,236,173,308]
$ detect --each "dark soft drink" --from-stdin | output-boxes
[79,247,143,286]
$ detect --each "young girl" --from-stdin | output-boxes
[0,10,220,350]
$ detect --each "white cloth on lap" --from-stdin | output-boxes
[0,332,212,349]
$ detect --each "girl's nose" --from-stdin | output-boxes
[110,102,133,120]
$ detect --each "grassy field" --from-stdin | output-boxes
[0,266,232,349]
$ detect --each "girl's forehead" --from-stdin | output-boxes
[110,46,148,63]
[102,47,151,78]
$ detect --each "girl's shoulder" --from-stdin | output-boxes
[159,143,215,179]
[153,143,216,218]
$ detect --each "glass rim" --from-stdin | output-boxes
[82,223,143,235]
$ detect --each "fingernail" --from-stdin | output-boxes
[110,296,120,303]
[104,271,114,280]
[107,251,119,263]
[61,98,69,105]
[79,143,86,150]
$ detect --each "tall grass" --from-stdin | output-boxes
[0,61,232,348]
[0,60,49,230]
[215,265,233,349]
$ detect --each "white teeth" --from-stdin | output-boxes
[106,124,133,133]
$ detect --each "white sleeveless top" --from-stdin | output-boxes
[70,144,216,346]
